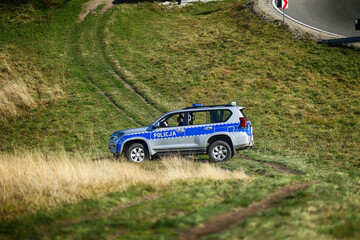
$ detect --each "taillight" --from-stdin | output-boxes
[239,117,247,128]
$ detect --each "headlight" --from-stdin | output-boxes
[110,132,124,140]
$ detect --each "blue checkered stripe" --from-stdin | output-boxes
[115,122,251,153]
[120,122,250,141]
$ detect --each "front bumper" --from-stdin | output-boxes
[108,142,116,153]
[108,138,122,154]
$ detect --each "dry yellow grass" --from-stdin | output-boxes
[0,55,35,118]
[0,48,63,121]
[0,151,247,221]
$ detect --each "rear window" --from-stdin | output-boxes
[188,109,232,125]
[210,110,232,123]
[240,109,248,120]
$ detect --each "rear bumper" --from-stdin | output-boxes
[234,133,254,151]
[250,133,254,147]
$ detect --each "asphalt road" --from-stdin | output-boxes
[278,0,360,37]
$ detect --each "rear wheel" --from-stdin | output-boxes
[208,140,231,162]
[126,143,147,163]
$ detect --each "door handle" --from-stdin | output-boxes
[204,127,212,130]
[176,129,185,133]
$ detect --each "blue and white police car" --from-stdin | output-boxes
[108,102,253,162]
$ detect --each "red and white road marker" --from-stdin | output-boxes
[282,0,288,9]
[282,0,288,24]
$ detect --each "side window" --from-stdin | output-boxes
[159,113,186,127]
[210,110,232,123]
[189,111,210,125]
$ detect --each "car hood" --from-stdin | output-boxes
[115,127,149,135]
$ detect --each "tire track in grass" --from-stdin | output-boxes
[69,13,162,127]
[176,181,316,240]
[87,80,142,126]
[241,156,302,175]
[89,14,163,122]
[67,24,142,127]
[101,9,167,115]
[110,70,163,114]
[78,0,165,115]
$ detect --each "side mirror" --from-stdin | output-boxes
[154,122,160,128]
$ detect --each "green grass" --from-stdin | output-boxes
[1,153,358,239]
[0,0,360,239]
[1,176,304,239]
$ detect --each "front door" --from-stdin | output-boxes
[151,112,187,152]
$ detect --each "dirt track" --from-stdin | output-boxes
[78,0,115,22]
[176,181,316,240]
[242,156,301,174]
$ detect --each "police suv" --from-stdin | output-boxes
[108,102,253,162]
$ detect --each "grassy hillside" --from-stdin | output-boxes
[102,1,360,165]
[0,0,137,152]
[0,0,359,239]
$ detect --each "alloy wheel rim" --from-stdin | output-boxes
[130,148,145,162]
[213,145,227,160]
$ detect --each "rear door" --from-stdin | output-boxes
[211,109,234,133]
[185,110,214,150]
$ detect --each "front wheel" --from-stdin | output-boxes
[126,143,147,163]
[208,141,232,162]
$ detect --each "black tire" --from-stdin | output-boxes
[208,140,232,162]
[126,143,147,163]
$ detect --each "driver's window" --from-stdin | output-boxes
[159,113,186,128]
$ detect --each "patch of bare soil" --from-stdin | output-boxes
[78,0,115,22]
[266,162,301,174]
[242,156,301,175]
[176,181,316,240]
[56,193,163,226]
